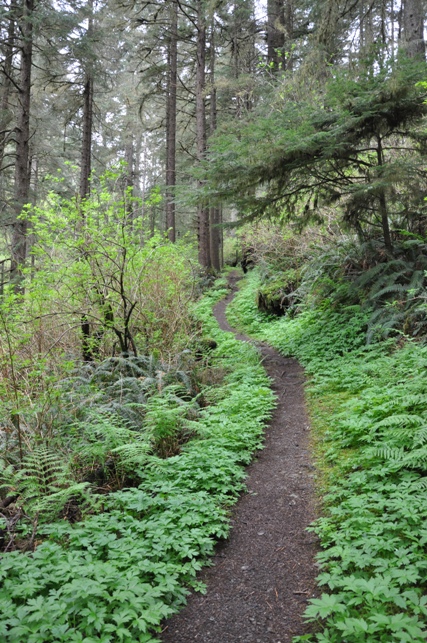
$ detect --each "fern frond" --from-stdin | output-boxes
[106,377,147,402]
[373,414,424,428]
[373,446,405,461]
[0,459,17,495]
[408,270,425,291]
[354,262,390,288]
[413,426,427,447]
[366,307,388,326]
[400,394,427,409]
[6,446,91,519]
[411,476,427,490]
[370,283,408,300]
[402,446,427,470]
[112,441,152,468]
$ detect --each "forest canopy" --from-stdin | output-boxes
[1,0,427,270]
[201,56,427,251]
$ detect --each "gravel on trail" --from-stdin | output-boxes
[160,273,319,643]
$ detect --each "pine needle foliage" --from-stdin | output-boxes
[201,57,427,249]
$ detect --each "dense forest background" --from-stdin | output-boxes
[2,0,426,272]
[2,1,427,642]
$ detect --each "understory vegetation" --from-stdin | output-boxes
[0,279,274,642]
[0,190,275,642]
[227,227,427,643]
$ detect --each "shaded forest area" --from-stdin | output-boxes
[2,0,427,641]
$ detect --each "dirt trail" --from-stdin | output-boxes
[161,272,318,643]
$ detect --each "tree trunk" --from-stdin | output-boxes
[359,0,374,55]
[284,1,293,71]
[0,5,16,173]
[267,0,285,72]
[80,0,95,361]
[209,19,221,271]
[196,1,210,268]
[210,207,221,270]
[79,0,94,203]
[316,0,341,65]
[11,0,34,283]
[79,76,94,202]
[165,0,178,242]
[124,139,134,192]
[124,136,134,223]
[403,0,425,59]
[232,2,242,118]
[377,137,393,253]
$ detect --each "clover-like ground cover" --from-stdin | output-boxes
[0,282,274,643]
[228,270,427,643]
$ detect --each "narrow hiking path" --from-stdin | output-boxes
[161,273,318,643]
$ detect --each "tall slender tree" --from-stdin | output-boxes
[79,0,94,203]
[11,0,34,282]
[165,0,178,241]
[0,2,16,180]
[209,15,221,270]
[196,0,210,267]
[78,0,95,361]
[267,0,285,71]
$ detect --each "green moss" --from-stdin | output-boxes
[256,269,301,316]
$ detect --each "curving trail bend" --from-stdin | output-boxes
[161,272,318,643]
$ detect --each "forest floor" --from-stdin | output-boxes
[160,272,319,643]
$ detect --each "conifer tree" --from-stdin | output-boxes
[202,58,427,251]
[0,2,16,192]
[11,0,34,282]
[166,0,178,241]
[195,0,210,267]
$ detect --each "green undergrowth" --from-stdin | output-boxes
[228,270,427,643]
[0,280,274,643]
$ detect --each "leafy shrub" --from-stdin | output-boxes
[0,280,275,642]
[0,348,206,536]
[0,183,200,493]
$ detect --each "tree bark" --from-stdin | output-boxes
[284,0,293,71]
[403,0,425,59]
[124,135,134,220]
[0,4,16,174]
[232,2,242,118]
[79,0,94,203]
[79,75,94,201]
[166,0,178,243]
[165,0,178,242]
[196,1,210,268]
[79,0,95,361]
[209,19,221,271]
[316,0,341,65]
[11,0,34,283]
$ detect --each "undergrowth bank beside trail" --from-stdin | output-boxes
[0,282,274,643]
[228,270,427,643]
